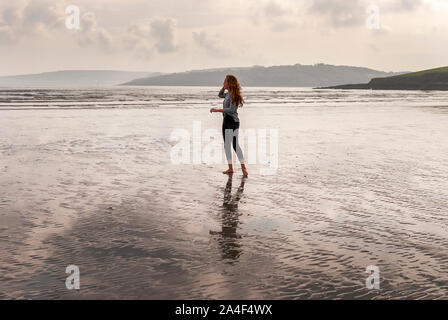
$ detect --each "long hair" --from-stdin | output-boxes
[226,75,244,107]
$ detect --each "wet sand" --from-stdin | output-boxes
[0,87,448,299]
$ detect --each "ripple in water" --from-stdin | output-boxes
[0,87,447,299]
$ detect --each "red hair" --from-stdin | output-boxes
[225,75,244,107]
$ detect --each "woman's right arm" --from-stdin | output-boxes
[218,87,226,98]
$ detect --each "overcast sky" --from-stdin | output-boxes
[0,0,447,76]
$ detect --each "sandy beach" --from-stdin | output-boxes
[1,86,448,299]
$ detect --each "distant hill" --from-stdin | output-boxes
[321,66,448,90]
[121,63,402,87]
[0,70,161,87]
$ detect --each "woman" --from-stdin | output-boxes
[210,75,248,177]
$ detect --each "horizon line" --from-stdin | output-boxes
[0,62,427,78]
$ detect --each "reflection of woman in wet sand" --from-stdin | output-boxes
[210,175,246,262]
[210,75,248,177]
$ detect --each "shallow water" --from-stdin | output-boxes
[0,86,447,299]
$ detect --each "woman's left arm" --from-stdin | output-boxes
[212,87,229,113]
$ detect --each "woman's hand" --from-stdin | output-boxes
[210,108,216,113]
[222,78,228,90]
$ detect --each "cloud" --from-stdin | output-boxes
[307,0,366,28]
[248,0,297,31]
[0,25,15,44]
[0,0,65,43]
[77,12,114,50]
[0,0,444,75]
[395,0,423,11]
[307,0,426,29]
[119,18,179,59]
[77,13,178,55]
[1,5,22,26]
[122,22,155,58]
[192,31,229,57]
[0,4,21,44]
[95,17,179,56]
[0,1,179,58]
[149,18,177,53]
[22,0,63,29]
[264,1,289,18]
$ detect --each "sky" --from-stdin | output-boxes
[0,0,447,76]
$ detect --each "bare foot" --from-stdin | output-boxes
[223,169,234,174]
[241,165,248,177]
